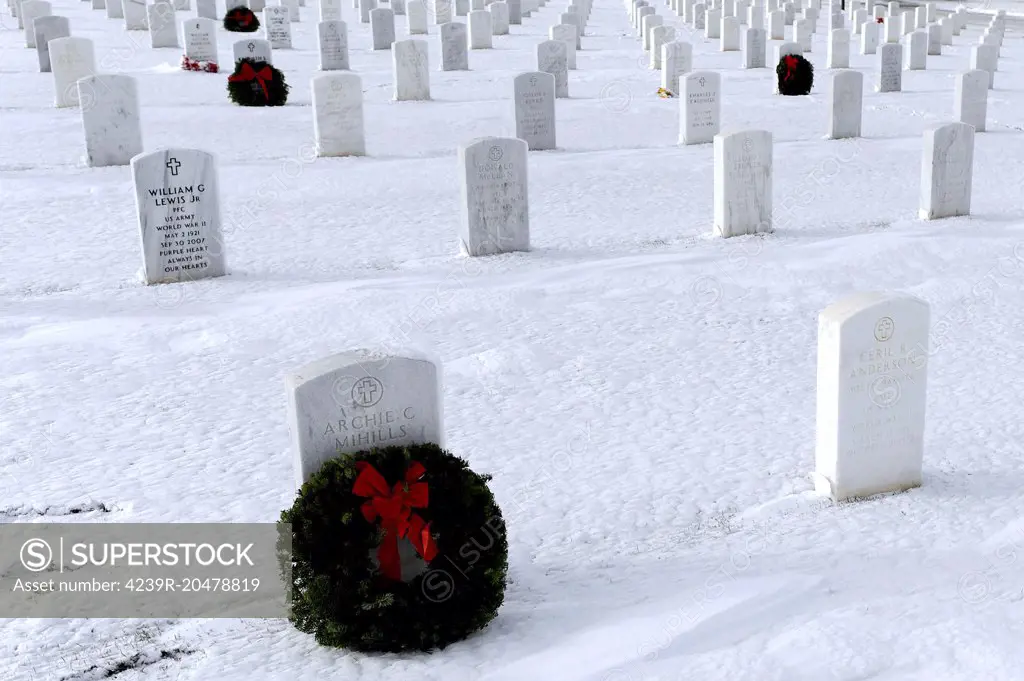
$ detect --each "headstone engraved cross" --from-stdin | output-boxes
[679,71,720,145]
[513,71,556,151]
[285,350,444,488]
[131,148,227,285]
[458,137,530,256]
[815,292,930,502]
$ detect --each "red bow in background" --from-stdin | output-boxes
[228,63,273,100]
[352,461,439,581]
[228,9,252,26]
[783,55,799,82]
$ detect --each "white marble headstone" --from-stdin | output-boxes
[439,21,468,70]
[49,36,96,108]
[131,148,226,285]
[969,45,997,90]
[537,39,568,98]
[234,38,274,64]
[919,122,974,220]
[713,129,772,238]
[318,20,348,69]
[105,0,124,19]
[720,15,740,50]
[882,15,899,42]
[828,69,862,139]
[286,350,444,487]
[905,30,926,70]
[312,72,365,156]
[489,1,509,33]
[319,0,342,20]
[513,71,556,151]
[458,136,530,256]
[550,24,577,69]
[860,20,877,54]
[359,0,376,22]
[79,74,144,167]
[954,69,987,134]
[20,0,52,48]
[815,292,930,501]
[407,0,428,32]
[768,9,783,38]
[662,39,693,90]
[33,15,70,73]
[742,26,765,68]
[183,18,218,62]
[827,27,849,67]
[392,38,430,100]
[371,7,396,49]
[468,9,491,46]
[641,13,663,51]
[432,0,452,23]
[693,3,706,30]
[706,8,721,37]
[147,1,178,48]
[795,17,812,50]
[280,0,300,21]
[123,0,148,29]
[196,0,217,18]
[876,42,900,92]
[650,25,675,69]
[264,6,292,48]
[679,70,720,145]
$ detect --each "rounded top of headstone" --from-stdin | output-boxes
[460,136,528,158]
[312,71,362,87]
[130,147,215,172]
[819,291,929,325]
[286,348,442,389]
[513,70,555,87]
[926,120,975,137]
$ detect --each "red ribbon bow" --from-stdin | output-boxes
[876,16,884,23]
[352,461,438,581]
[228,9,252,26]
[783,55,799,82]
[228,62,273,101]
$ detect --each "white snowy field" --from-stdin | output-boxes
[2,0,1024,678]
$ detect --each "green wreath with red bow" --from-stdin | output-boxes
[279,443,508,652]
[776,53,814,96]
[223,5,260,32]
[227,58,289,107]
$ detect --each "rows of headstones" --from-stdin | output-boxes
[622,0,1010,234]
[8,0,1013,283]
[635,0,1005,107]
[9,0,594,276]
[14,0,591,161]
[283,287,933,504]
[5,2,1013,506]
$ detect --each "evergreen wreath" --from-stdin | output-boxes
[227,58,289,107]
[279,443,508,653]
[777,53,814,96]
[223,6,260,32]
[181,56,219,73]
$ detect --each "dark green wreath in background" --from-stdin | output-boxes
[279,443,508,653]
[227,58,289,107]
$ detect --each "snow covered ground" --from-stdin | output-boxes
[2,0,1024,679]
